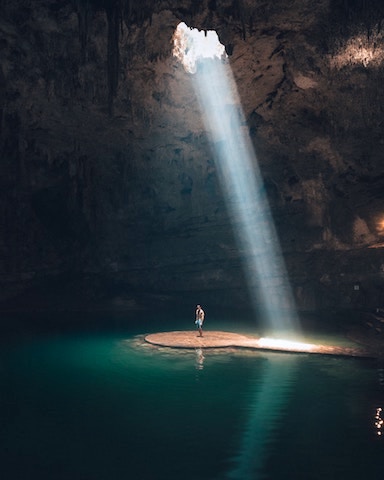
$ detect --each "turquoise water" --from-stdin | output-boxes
[0,314,383,480]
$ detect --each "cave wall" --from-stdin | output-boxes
[1,0,384,314]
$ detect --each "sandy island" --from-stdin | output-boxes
[144,330,375,358]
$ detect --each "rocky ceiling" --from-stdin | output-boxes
[1,0,384,315]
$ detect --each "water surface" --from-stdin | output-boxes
[0,313,383,479]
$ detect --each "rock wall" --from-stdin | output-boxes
[1,0,384,314]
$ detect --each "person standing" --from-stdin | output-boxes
[195,304,205,337]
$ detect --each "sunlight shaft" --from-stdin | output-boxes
[193,59,298,334]
[173,23,299,335]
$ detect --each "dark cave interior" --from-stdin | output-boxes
[1,0,384,341]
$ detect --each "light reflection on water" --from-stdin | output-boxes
[0,327,383,480]
[226,355,298,480]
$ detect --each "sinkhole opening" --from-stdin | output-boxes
[172,21,227,74]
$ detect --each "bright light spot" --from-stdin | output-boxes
[172,22,227,74]
[258,337,315,352]
[376,218,384,233]
[330,35,384,68]
[375,407,384,437]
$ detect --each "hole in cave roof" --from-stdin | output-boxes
[172,21,227,74]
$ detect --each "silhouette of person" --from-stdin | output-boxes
[195,304,205,337]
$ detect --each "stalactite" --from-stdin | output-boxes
[232,0,246,40]
[106,1,120,116]
[75,0,90,63]
[335,0,384,25]
[0,66,5,140]
[122,0,153,29]
[72,0,124,113]
[330,0,384,45]
[208,0,217,11]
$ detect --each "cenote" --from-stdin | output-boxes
[1,312,383,480]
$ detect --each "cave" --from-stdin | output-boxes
[2,0,384,324]
[1,1,384,478]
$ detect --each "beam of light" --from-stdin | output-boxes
[257,337,315,352]
[173,23,299,336]
[226,356,298,479]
